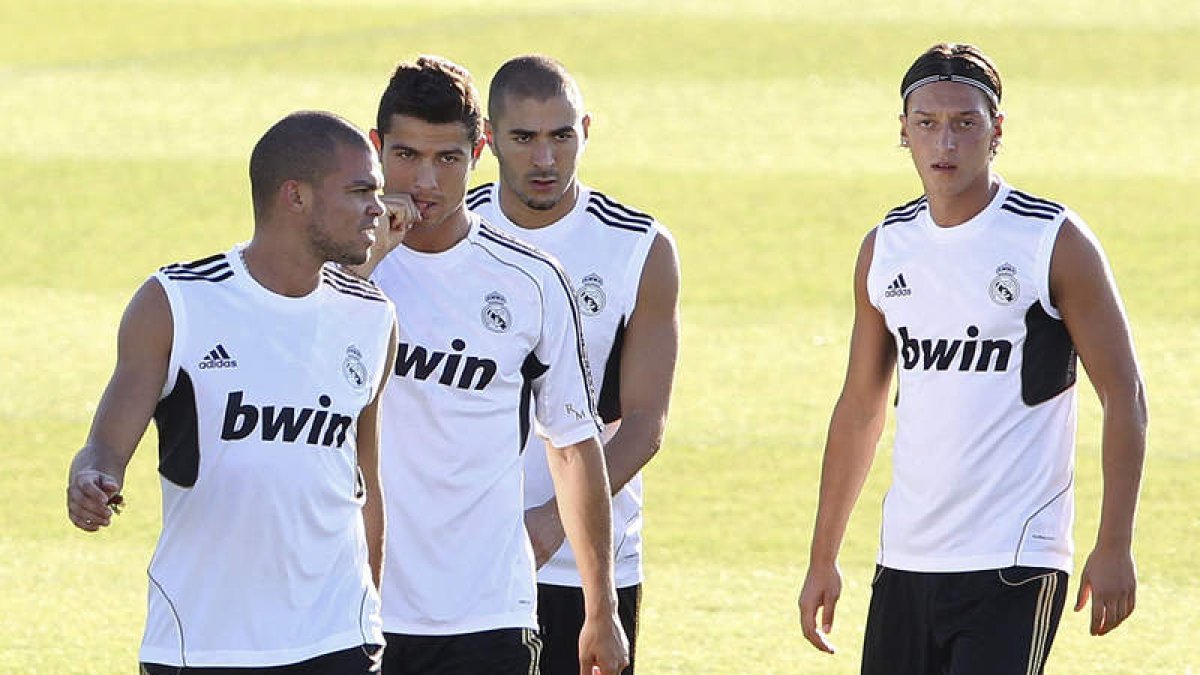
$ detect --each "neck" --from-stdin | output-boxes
[926,173,1000,227]
[498,179,580,230]
[403,202,472,253]
[240,237,322,297]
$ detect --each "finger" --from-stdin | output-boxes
[68,490,114,523]
[1073,579,1090,612]
[1090,598,1104,635]
[821,596,837,634]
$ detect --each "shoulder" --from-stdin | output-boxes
[584,189,662,236]
[158,252,234,283]
[878,195,927,229]
[474,219,570,284]
[999,187,1066,222]
[321,264,390,304]
[466,182,496,211]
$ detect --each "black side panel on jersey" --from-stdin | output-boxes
[153,368,201,487]
[519,354,550,453]
[597,319,626,423]
[1021,301,1077,406]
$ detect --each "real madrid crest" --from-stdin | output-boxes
[481,291,512,333]
[988,263,1020,306]
[342,345,369,391]
[577,273,606,316]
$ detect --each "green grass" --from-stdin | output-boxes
[2,1,1196,672]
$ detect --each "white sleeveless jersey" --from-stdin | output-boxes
[868,179,1082,574]
[371,214,601,635]
[468,183,665,588]
[142,244,394,667]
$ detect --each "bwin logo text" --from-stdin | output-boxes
[220,391,353,448]
[395,339,497,390]
[898,326,1012,372]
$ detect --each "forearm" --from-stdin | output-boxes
[599,411,663,495]
[808,401,886,565]
[363,482,385,589]
[1094,383,1148,548]
[550,440,618,614]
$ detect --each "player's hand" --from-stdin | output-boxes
[1074,544,1136,635]
[578,610,629,675]
[67,469,122,532]
[371,193,421,259]
[524,499,566,568]
[798,561,842,654]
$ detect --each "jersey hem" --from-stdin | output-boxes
[138,629,379,668]
[381,610,537,636]
[878,551,1072,574]
[536,565,643,588]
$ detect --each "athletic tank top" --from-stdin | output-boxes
[868,179,1080,573]
[141,244,393,667]
[469,182,665,588]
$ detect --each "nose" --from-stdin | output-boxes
[367,194,384,218]
[531,140,554,169]
[413,159,438,191]
[937,126,957,151]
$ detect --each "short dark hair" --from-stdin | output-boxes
[488,54,583,121]
[375,55,484,145]
[900,43,1002,116]
[249,110,370,219]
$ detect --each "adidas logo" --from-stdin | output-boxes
[884,273,913,298]
[199,344,238,370]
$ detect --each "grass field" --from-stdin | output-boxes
[1,1,1197,672]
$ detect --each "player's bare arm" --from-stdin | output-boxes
[67,278,172,532]
[1050,218,1148,637]
[545,436,630,675]
[525,231,681,567]
[356,321,398,589]
[798,229,897,654]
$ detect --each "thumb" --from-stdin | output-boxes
[98,474,121,496]
[1074,578,1090,612]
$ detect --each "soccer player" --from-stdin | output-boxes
[65,111,398,674]
[466,55,679,675]
[348,56,629,675]
[796,43,1147,674]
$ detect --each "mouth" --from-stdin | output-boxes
[931,162,957,172]
[412,198,438,219]
[528,175,559,192]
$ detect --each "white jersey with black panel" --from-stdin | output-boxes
[371,213,601,635]
[468,182,665,588]
[868,178,1083,574]
[142,244,394,667]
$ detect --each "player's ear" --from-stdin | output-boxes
[898,113,909,149]
[369,129,383,154]
[581,113,591,143]
[280,179,310,213]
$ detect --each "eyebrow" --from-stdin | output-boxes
[508,125,576,136]
[346,178,382,191]
[910,109,985,116]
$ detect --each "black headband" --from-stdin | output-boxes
[901,59,999,106]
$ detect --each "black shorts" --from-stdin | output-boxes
[141,644,382,675]
[862,565,1068,675]
[536,583,640,675]
[381,628,541,675]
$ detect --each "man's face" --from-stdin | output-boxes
[488,93,589,214]
[900,80,1001,201]
[307,143,385,266]
[374,114,481,230]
